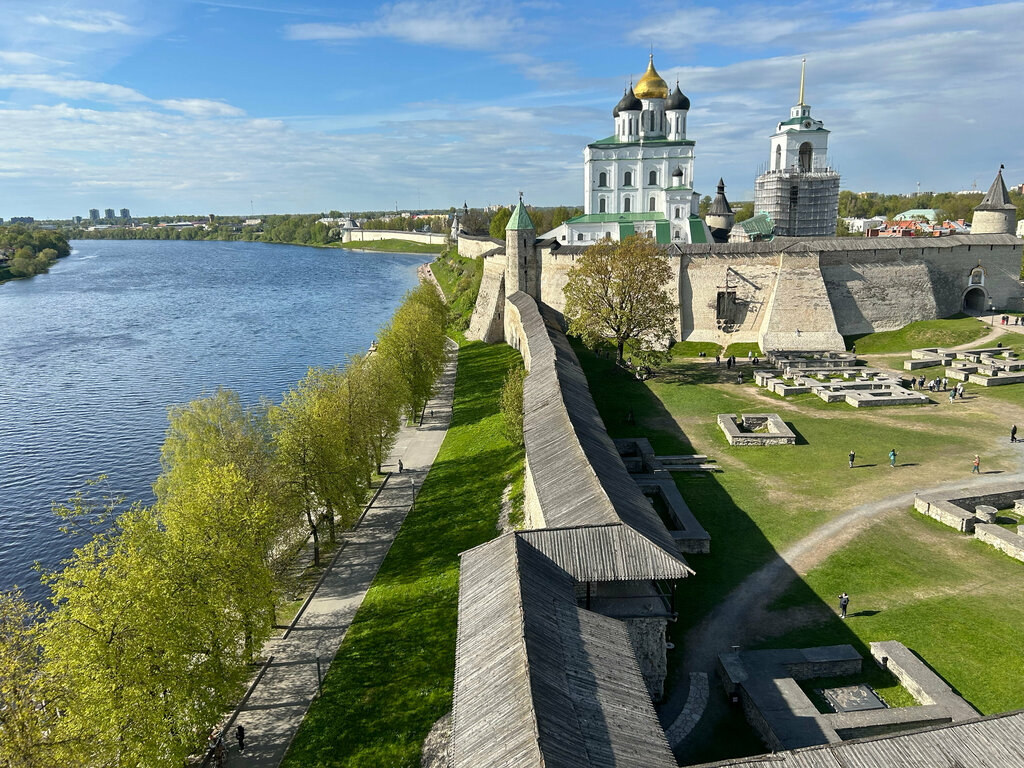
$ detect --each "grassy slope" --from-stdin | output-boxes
[337,238,445,254]
[281,342,522,768]
[430,252,483,341]
[845,314,988,353]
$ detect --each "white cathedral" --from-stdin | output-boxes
[545,55,712,245]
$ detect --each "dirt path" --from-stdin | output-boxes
[660,448,1024,760]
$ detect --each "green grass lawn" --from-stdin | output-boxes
[845,314,988,353]
[671,340,722,358]
[337,238,446,254]
[430,252,483,340]
[763,508,1024,715]
[723,341,762,358]
[281,341,523,768]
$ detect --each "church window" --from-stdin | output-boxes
[799,142,813,172]
[775,145,781,171]
[577,233,584,241]
[649,196,656,211]
[624,198,631,213]
[674,206,681,219]
[649,170,657,185]
[599,198,606,213]
[624,171,633,187]
[598,171,607,187]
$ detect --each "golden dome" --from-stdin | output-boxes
[633,54,669,100]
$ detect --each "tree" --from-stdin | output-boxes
[563,234,677,364]
[699,195,712,217]
[360,351,405,474]
[0,591,63,768]
[734,202,754,223]
[488,207,512,238]
[500,365,525,448]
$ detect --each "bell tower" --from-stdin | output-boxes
[505,194,537,297]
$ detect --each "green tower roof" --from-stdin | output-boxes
[505,200,535,231]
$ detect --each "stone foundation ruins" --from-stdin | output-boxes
[718,413,796,445]
[718,642,978,752]
[755,350,930,407]
[907,346,1024,386]
[914,483,1024,563]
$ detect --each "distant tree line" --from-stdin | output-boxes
[0,283,449,768]
[838,189,1024,224]
[0,226,71,281]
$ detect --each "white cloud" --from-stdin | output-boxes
[0,51,69,69]
[159,98,246,117]
[26,9,138,35]
[285,1,526,50]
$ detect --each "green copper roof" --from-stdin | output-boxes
[742,213,775,237]
[566,212,666,224]
[687,215,708,244]
[505,202,535,231]
[588,136,695,148]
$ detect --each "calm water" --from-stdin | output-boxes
[0,239,427,602]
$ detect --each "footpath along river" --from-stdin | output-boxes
[0,239,429,603]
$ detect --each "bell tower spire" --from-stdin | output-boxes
[798,57,806,106]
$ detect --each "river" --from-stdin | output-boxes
[0,239,429,603]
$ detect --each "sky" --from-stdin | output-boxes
[0,0,1021,219]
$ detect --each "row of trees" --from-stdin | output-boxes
[838,189,1024,223]
[0,283,449,768]
[0,226,71,280]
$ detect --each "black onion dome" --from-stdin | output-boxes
[613,86,642,116]
[666,83,690,111]
[672,165,684,177]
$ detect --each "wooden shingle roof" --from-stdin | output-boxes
[695,709,1024,767]
[452,534,678,768]
[508,291,693,581]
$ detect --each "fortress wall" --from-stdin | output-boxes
[822,260,937,335]
[821,240,1024,332]
[678,253,781,344]
[538,247,576,315]
[343,228,447,245]
[466,255,506,342]
[759,253,844,351]
[457,232,504,259]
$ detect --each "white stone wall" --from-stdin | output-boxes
[678,253,781,344]
[343,228,447,245]
[759,254,844,351]
[456,233,504,259]
[466,256,506,343]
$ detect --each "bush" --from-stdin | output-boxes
[500,365,525,448]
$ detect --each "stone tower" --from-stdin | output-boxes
[505,196,537,296]
[753,59,840,237]
[706,178,735,243]
[972,166,1017,235]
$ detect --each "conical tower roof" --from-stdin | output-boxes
[976,167,1015,211]
[506,197,535,231]
[708,178,732,216]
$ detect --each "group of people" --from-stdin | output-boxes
[997,315,1021,326]
[909,375,953,392]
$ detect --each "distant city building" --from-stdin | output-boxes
[9,216,35,224]
[104,208,115,220]
[243,218,262,227]
[89,209,100,222]
[753,59,840,237]
[894,208,941,223]
[73,215,82,224]
[842,216,885,233]
[120,208,131,220]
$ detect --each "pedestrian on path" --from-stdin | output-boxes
[236,724,245,753]
[889,448,898,468]
[849,450,855,469]
[972,455,981,474]
[715,354,720,366]
[1012,424,1018,443]
[398,459,403,473]
[949,390,955,405]
[214,737,226,767]
[839,592,850,619]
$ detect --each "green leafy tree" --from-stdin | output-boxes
[699,195,712,217]
[500,365,525,448]
[563,234,677,364]
[488,207,512,238]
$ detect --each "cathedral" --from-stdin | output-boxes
[545,55,712,245]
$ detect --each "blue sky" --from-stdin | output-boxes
[0,0,1021,218]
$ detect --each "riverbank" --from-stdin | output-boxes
[335,238,445,255]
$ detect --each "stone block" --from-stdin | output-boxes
[975,505,997,523]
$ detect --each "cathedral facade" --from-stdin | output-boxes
[546,56,712,246]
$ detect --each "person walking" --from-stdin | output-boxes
[1012,424,1018,443]
[397,459,403,473]
[838,592,850,619]
[972,455,981,474]
[949,390,955,405]
[236,724,246,754]
[889,448,898,468]
[849,450,855,469]
[715,354,720,366]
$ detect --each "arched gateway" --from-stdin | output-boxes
[963,286,988,314]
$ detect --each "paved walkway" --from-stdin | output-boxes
[661,462,1024,756]
[214,342,458,767]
